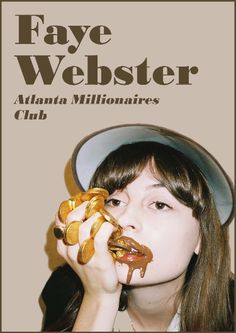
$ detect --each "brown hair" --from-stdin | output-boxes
[44,141,233,331]
[90,141,233,331]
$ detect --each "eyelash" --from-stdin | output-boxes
[105,199,172,211]
[150,201,172,210]
[105,199,122,207]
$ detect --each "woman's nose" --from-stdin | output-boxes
[117,205,142,232]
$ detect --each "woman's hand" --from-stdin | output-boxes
[56,201,122,297]
[55,201,122,331]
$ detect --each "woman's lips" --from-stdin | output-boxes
[108,235,153,284]
[116,252,145,263]
[108,236,149,262]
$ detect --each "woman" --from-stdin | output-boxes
[41,124,234,331]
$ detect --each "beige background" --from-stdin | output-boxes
[2,1,234,331]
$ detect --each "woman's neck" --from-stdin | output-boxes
[127,273,184,331]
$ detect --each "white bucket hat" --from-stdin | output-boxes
[72,124,234,225]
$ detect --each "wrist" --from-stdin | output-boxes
[73,289,121,331]
[84,285,122,304]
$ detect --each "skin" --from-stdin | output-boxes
[56,166,201,331]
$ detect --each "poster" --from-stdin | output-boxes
[1,1,234,331]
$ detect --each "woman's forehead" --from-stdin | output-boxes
[111,167,165,192]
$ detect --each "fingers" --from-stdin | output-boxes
[66,241,80,263]
[94,222,115,255]
[54,190,121,295]
[57,238,68,259]
[77,212,102,244]
[54,191,120,267]
[57,216,116,265]
[66,201,88,224]
[65,202,114,247]
[55,201,88,258]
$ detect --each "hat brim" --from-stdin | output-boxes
[72,123,234,225]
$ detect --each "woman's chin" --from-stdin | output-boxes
[115,261,146,286]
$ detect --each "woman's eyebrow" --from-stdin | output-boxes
[146,183,165,190]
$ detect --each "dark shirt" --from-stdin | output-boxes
[41,265,83,331]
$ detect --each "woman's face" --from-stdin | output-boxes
[104,166,201,286]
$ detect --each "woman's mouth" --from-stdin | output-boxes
[108,236,153,284]
[108,236,147,262]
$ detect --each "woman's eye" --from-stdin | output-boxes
[105,198,122,207]
[150,201,172,210]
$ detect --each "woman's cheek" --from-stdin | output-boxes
[154,235,195,273]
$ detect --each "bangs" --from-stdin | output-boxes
[89,142,153,194]
[89,141,211,219]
